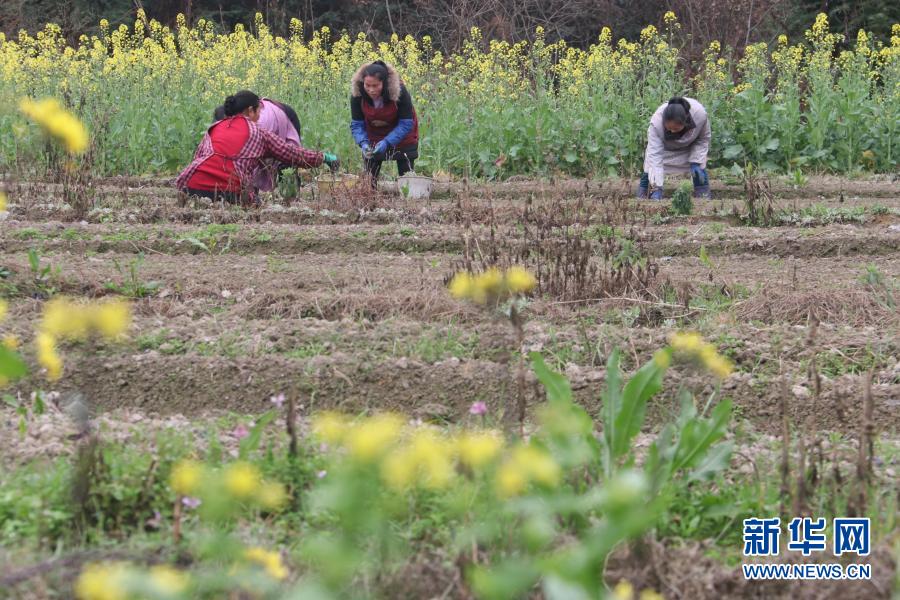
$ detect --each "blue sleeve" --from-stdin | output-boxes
[350,120,369,147]
[383,119,414,147]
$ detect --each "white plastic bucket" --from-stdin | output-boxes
[397,174,433,200]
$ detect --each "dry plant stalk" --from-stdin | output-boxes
[453,189,660,303]
[287,394,299,458]
[853,372,875,516]
[779,372,792,519]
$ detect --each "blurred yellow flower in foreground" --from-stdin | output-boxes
[224,461,261,499]
[19,97,89,155]
[0,192,6,212]
[257,481,289,510]
[2,334,19,350]
[75,562,129,600]
[345,413,404,462]
[448,266,537,304]
[496,444,560,498]
[244,547,288,580]
[457,431,503,469]
[170,460,202,495]
[669,331,733,379]
[0,299,7,322]
[35,332,63,380]
[149,565,188,595]
[505,266,537,293]
[312,411,349,444]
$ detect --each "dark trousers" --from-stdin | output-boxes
[363,146,417,187]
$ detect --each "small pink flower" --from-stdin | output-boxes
[270,393,286,409]
[316,470,327,479]
[232,424,249,440]
[146,510,162,528]
[182,496,202,509]
[469,401,488,416]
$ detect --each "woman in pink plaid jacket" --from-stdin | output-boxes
[176,90,339,205]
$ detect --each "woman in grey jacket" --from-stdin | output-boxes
[637,97,711,200]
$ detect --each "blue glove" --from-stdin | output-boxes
[690,163,709,187]
[373,140,388,157]
[361,143,373,160]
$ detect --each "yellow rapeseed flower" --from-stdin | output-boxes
[669,331,704,353]
[75,562,130,600]
[505,266,537,294]
[3,334,20,350]
[0,192,6,212]
[663,11,677,25]
[516,445,560,486]
[639,589,664,600]
[496,444,560,497]
[257,481,288,510]
[40,297,90,340]
[91,300,131,339]
[311,411,348,444]
[613,580,635,600]
[224,461,261,499]
[652,348,671,370]
[36,332,63,380]
[382,447,417,489]
[345,413,403,462]
[19,97,89,155]
[474,268,504,299]
[244,547,288,580]
[149,565,188,595]
[669,331,733,379]
[169,460,202,495]
[0,299,7,322]
[456,431,503,469]
[496,461,528,498]
[448,271,475,299]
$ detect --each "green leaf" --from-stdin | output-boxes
[724,144,744,159]
[542,575,592,600]
[764,138,780,151]
[27,248,40,273]
[612,359,664,459]
[699,245,713,269]
[0,346,28,380]
[601,349,623,471]
[689,441,734,482]
[469,559,539,600]
[673,399,732,474]
[183,237,209,253]
[239,410,277,459]
[530,352,572,405]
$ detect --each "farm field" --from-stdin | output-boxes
[1,172,898,598]
[1,9,899,600]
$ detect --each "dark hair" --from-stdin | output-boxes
[358,60,389,98]
[213,105,226,121]
[223,90,260,117]
[662,97,691,125]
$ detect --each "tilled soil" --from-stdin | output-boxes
[1,176,898,436]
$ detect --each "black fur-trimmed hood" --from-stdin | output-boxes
[350,61,402,102]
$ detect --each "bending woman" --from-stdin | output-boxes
[213,98,304,192]
[638,97,711,200]
[178,90,338,205]
[349,60,419,185]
